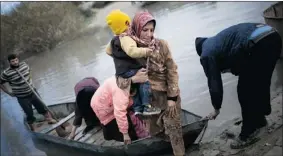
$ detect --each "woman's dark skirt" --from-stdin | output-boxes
[101,114,138,142]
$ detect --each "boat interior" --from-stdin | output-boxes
[30,102,201,147]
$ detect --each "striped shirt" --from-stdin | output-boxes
[0,62,33,97]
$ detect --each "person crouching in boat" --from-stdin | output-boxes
[91,69,150,145]
[69,77,101,140]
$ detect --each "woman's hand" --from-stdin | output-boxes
[123,133,131,145]
[131,68,148,83]
[145,48,153,57]
[166,100,178,118]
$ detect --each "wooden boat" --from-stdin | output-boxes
[24,102,208,156]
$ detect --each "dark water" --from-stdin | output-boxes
[1,2,279,156]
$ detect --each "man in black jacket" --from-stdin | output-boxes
[195,23,282,149]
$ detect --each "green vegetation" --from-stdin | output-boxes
[0,2,94,68]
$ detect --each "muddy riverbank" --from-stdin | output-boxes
[187,87,282,156]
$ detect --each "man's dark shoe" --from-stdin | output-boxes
[230,129,260,149]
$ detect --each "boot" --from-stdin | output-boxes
[230,129,260,149]
[44,112,57,124]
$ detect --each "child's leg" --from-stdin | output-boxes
[139,82,161,115]
[132,90,143,115]
[138,81,151,106]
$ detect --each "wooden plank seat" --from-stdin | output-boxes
[41,112,75,134]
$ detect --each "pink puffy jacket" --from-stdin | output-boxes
[91,76,133,134]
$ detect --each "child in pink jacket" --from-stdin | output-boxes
[91,76,149,143]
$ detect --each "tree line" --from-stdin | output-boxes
[1,2,94,69]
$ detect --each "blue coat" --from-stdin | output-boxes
[198,23,272,110]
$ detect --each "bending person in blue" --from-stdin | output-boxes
[195,23,282,149]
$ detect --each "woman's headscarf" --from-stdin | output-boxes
[122,11,160,51]
[74,77,100,96]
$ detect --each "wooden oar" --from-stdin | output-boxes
[197,118,209,144]
[15,69,69,137]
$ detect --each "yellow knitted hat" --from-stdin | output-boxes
[106,10,131,35]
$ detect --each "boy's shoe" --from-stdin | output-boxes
[143,105,161,116]
[134,112,143,116]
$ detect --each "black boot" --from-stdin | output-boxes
[230,129,260,149]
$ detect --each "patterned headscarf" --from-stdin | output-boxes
[121,11,160,51]
[74,77,100,96]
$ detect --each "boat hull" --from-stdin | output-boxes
[25,102,207,156]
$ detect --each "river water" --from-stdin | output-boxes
[1,2,280,156]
